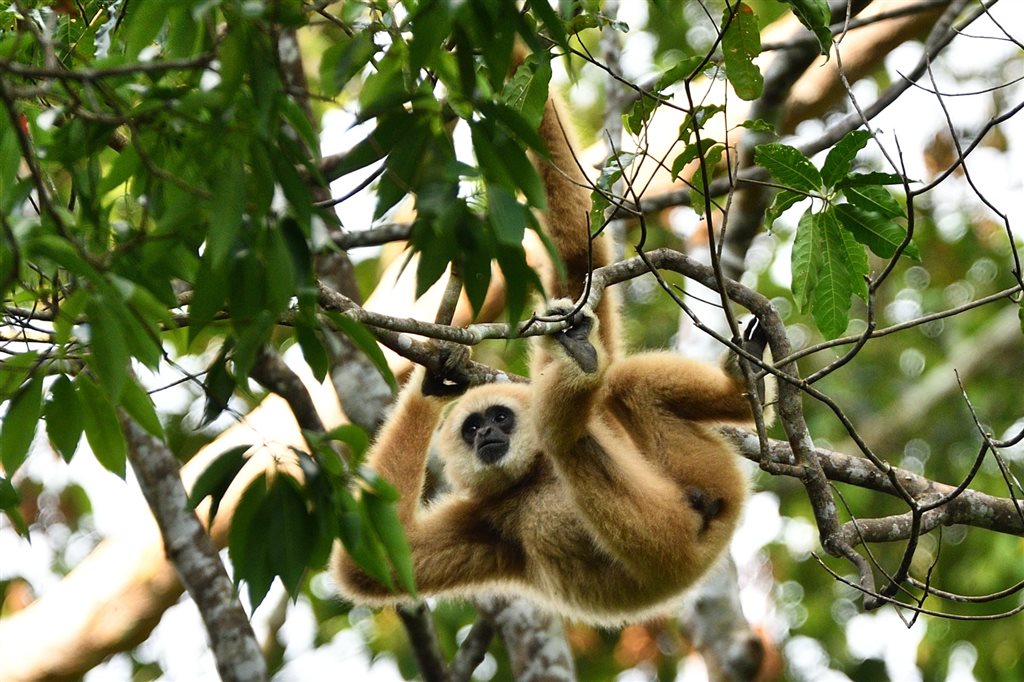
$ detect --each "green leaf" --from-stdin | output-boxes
[187,444,251,524]
[325,313,398,393]
[656,55,705,90]
[0,374,43,475]
[321,31,378,99]
[623,94,658,136]
[76,375,127,478]
[0,475,28,537]
[488,185,529,246]
[337,488,394,590]
[834,203,919,260]
[839,222,870,301]
[845,184,905,219]
[765,188,805,228]
[781,0,832,54]
[269,475,317,596]
[670,139,717,181]
[791,210,817,312]
[409,0,451,72]
[86,298,129,401]
[811,209,853,339]
[228,475,275,609]
[296,321,330,383]
[0,352,38,402]
[838,171,906,187]
[691,144,724,216]
[323,424,370,462]
[207,157,246,269]
[363,491,417,596]
[503,51,552,128]
[720,3,763,101]
[528,0,569,56]
[821,130,871,188]
[121,378,164,438]
[45,375,84,462]
[755,143,823,193]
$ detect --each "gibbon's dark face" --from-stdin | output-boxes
[460,405,516,464]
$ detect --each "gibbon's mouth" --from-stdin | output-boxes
[477,440,508,464]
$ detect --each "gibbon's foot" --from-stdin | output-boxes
[547,303,599,374]
[422,343,471,397]
[686,487,724,534]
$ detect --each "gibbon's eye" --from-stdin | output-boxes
[461,413,483,445]
[485,405,516,434]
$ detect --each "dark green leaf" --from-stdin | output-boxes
[202,349,236,426]
[85,298,129,401]
[337,488,394,590]
[781,0,832,54]
[838,171,906,187]
[0,351,38,401]
[326,313,398,393]
[834,203,918,260]
[187,445,251,524]
[624,94,658,136]
[791,210,816,312]
[0,374,43,475]
[839,222,870,301]
[363,491,417,596]
[323,424,370,462]
[269,475,316,596]
[821,130,871,188]
[76,375,127,478]
[692,145,725,217]
[409,0,451,71]
[121,378,163,438]
[228,475,275,609]
[656,55,705,90]
[296,321,330,383]
[188,255,228,345]
[720,3,763,101]
[488,185,529,246]
[811,209,853,339]
[528,0,569,55]
[0,476,28,537]
[322,31,377,99]
[765,188,805,228]
[207,158,246,269]
[45,375,83,462]
[754,143,823,193]
[503,51,553,128]
[845,184,905,219]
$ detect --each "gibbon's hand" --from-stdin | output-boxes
[547,302,599,374]
[421,343,471,398]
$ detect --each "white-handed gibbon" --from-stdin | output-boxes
[333,71,767,625]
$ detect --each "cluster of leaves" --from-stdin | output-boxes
[758,131,918,338]
[187,426,413,609]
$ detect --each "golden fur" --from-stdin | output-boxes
[333,68,754,625]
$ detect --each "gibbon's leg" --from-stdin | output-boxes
[604,354,754,425]
[337,496,527,600]
[531,307,720,582]
[533,92,621,363]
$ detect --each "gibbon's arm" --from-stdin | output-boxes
[532,308,729,582]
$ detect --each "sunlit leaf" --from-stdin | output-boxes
[755,143,823,193]
[811,209,853,339]
[720,3,763,101]
[0,374,43,475]
[821,130,871,188]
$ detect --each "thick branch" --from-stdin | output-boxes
[120,417,267,682]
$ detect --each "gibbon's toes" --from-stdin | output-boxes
[686,487,724,534]
[421,342,471,397]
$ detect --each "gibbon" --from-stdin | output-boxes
[333,69,766,625]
